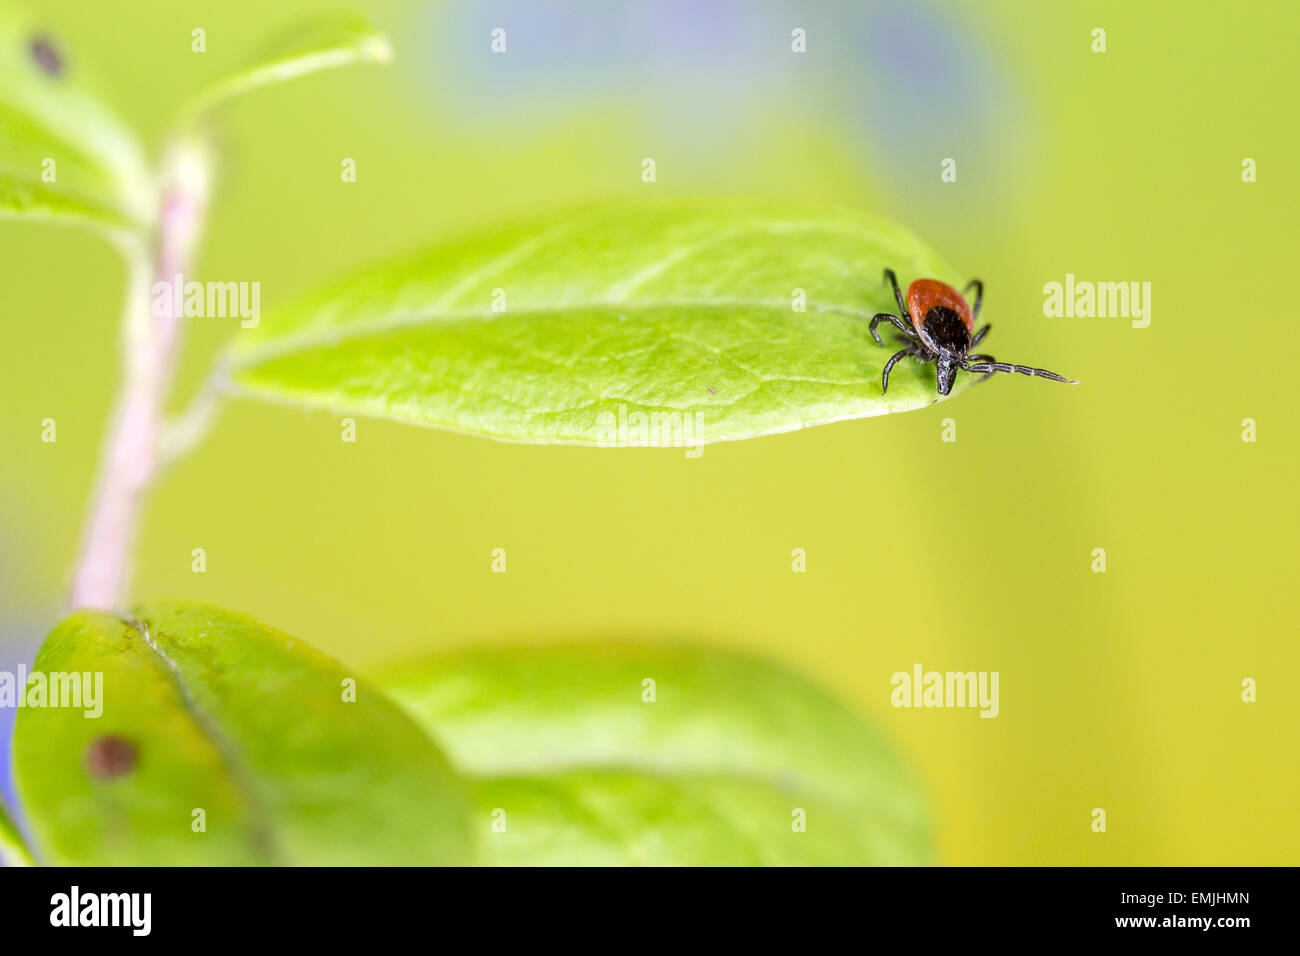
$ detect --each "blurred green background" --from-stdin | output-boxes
[2,0,1296,864]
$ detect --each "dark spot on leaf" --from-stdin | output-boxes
[29,35,63,76]
[85,735,137,778]
[707,386,717,394]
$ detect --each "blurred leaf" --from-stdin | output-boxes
[178,11,392,121]
[0,795,34,866]
[466,772,914,866]
[0,175,136,236]
[13,601,472,865]
[231,200,972,446]
[0,8,153,230]
[379,643,930,865]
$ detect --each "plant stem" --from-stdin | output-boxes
[68,139,211,611]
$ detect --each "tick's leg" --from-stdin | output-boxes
[884,269,909,317]
[971,323,991,348]
[881,347,913,394]
[870,312,917,346]
[964,361,1077,384]
[964,280,984,320]
[964,353,996,383]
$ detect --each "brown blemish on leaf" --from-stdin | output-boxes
[85,735,137,778]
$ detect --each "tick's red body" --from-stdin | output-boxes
[906,279,974,335]
[870,269,1076,396]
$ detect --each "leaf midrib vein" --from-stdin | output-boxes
[232,297,877,368]
[128,618,283,864]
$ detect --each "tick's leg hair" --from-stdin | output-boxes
[881,347,913,394]
[964,280,984,321]
[870,312,917,346]
[884,269,909,318]
[971,323,991,348]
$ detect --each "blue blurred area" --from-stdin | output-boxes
[845,3,1026,188]
[1,514,52,845]
[422,0,780,120]
[416,0,1027,199]
[0,696,15,809]
[1,633,41,852]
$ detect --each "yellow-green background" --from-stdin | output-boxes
[1,0,1296,865]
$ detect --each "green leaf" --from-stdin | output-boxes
[0,794,35,866]
[231,200,972,446]
[0,9,153,231]
[379,643,930,866]
[12,601,472,865]
[0,175,137,236]
[177,11,393,121]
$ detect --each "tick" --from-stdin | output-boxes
[870,269,1077,396]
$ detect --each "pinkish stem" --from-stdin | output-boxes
[68,141,210,611]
